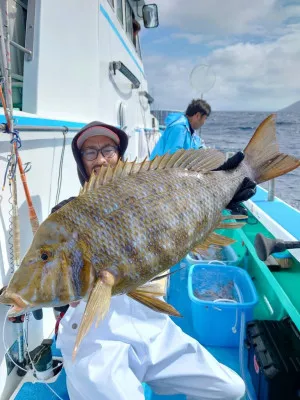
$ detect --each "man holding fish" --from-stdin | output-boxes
[2,114,299,399]
[54,121,245,399]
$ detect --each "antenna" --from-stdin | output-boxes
[189,64,216,140]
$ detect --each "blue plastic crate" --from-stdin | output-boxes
[186,245,239,266]
[188,264,258,347]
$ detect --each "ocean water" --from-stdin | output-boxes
[200,111,300,210]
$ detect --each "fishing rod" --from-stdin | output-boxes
[0,83,39,235]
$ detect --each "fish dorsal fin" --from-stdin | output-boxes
[81,149,225,193]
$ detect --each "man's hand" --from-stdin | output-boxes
[213,151,257,213]
[213,151,245,171]
[226,177,256,214]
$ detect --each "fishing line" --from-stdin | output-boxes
[23,320,64,375]
[25,334,65,400]
[55,129,67,205]
[2,310,64,400]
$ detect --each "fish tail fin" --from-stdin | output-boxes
[244,114,300,184]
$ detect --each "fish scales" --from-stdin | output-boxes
[53,167,244,294]
[1,114,299,359]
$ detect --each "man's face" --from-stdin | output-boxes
[81,136,120,177]
[193,112,207,130]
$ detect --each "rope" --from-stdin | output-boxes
[0,10,11,116]
[7,182,15,273]
[3,0,13,120]
[0,81,40,235]
[11,176,20,268]
[9,128,22,149]
[1,79,20,270]
[55,128,67,205]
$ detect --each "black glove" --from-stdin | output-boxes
[213,152,257,214]
[213,151,245,171]
[226,177,257,214]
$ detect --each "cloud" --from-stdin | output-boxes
[144,22,300,111]
[170,33,242,48]
[171,33,205,44]
[145,56,195,110]
[154,0,300,36]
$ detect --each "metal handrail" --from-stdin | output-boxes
[268,179,275,201]
[0,124,82,132]
[10,40,32,57]
[109,61,140,89]
[140,90,154,104]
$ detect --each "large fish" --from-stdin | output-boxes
[1,115,299,359]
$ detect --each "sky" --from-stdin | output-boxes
[140,0,300,111]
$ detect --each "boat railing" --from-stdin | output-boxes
[10,39,33,60]
[267,179,275,201]
[0,124,81,132]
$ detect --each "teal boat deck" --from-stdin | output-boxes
[251,186,300,240]
[13,343,69,400]
[243,187,300,330]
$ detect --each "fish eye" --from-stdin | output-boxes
[40,250,52,261]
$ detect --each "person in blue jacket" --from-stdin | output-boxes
[150,99,211,158]
[150,99,256,214]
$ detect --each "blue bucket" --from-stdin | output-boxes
[188,264,258,347]
[186,245,239,266]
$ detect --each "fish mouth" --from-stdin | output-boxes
[0,290,31,316]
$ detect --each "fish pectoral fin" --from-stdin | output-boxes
[222,214,248,220]
[134,282,166,297]
[72,271,115,361]
[128,290,181,317]
[195,232,236,251]
[217,222,245,230]
[191,243,211,252]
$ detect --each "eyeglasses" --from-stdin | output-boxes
[81,145,119,161]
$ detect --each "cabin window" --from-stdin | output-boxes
[125,0,141,56]
[135,33,141,57]
[116,0,123,25]
[0,0,30,110]
[125,0,134,42]
[107,0,114,8]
